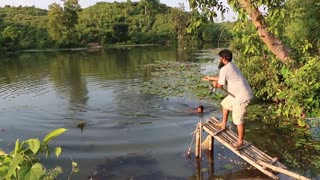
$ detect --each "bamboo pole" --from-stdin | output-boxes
[195,128,200,158]
[196,158,202,180]
[199,122,202,158]
[202,125,279,179]
[208,135,213,151]
[257,161,311,180]
[207,149,214,178]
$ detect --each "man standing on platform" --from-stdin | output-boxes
[202,49,253,148]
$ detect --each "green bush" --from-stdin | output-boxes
[234,50,320,126]
[277,57,320,125]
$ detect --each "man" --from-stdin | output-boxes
[202,49,253,148]
[187,105,204,116]
[196,105,204,113]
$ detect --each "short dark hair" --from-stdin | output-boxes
[197,105,204,111]
[218,49,232,62]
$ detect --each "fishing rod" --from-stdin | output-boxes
[209,85,235,98]
[202,76,235,97]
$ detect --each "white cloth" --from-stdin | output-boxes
[221,95,250,125]
[218,62,253,105]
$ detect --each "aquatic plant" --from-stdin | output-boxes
[0,128,68,180]
[139,61,226,101]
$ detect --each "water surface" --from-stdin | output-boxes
[0,47,317,179]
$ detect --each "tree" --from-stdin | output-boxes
[47,3,64,41]
[112,23,129,42]
[151,13,175,36]
[170,7,191,47]
[47,0,80,45]
[283,0,320,52]
[2,26,19,50]
[138,0,160,15]
[188,0,291,65]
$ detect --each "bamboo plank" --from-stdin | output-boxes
[202,124,279,179]
[208,135,213,151]
[201,116,307,180]
[257,161,311,180]
[199,123,202,158]
[195,128,200,158]
[207,117,275,162]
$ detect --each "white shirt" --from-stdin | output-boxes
[218,62,253,104]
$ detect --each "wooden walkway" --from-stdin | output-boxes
[194,116,311,180]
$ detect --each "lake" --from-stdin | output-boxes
[0,46,318,179]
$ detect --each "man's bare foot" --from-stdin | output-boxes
[215,122,226,129]
[232,141,243,149]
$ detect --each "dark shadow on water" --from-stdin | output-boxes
[88,154,186,180]
[85,148,272,180]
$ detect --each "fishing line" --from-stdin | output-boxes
[186,127,197,159]
[186,120,203,159]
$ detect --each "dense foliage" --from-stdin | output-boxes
[188,0,320,125]
[0,0,226,51]
[228,0,320,124]
[0,6,50,51]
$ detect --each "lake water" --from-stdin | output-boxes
[0,46,318,179]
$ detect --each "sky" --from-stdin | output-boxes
[0,0,190,10]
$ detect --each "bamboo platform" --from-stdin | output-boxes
[194,116,311,180]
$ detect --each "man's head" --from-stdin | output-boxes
[197,105,204,113]
[218,49,233,69]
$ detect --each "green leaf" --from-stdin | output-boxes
[200,168,208,172]
[0,156,11,177]
[0,149,7,156]
[43,128,68,144]
[14,139,20,154]
[18,163,44,180]
[280,66,289,77]
[7,155,23,178]
[27,139,41,154]
[72,161,78,167]
[73,167,79,173]
[224,164,234,170]
[297,119,306,127]
[46,149,50,158]
[55,147,62,158]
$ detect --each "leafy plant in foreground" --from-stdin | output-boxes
[0,128,67,180]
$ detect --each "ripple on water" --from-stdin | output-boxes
[0,74,54,100]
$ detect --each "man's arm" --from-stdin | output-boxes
[202,76,223,88]
[201,76,219,82]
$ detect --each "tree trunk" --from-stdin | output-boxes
[238,0,291,65]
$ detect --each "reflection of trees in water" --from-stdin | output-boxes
[50,53,89,130]
[0,53,53,98]
[50,54,88,105]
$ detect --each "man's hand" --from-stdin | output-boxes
[212,81,218,88]
[201,76,211,81]
[201,76,218,82]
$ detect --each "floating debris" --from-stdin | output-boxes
[77,120,86,132]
